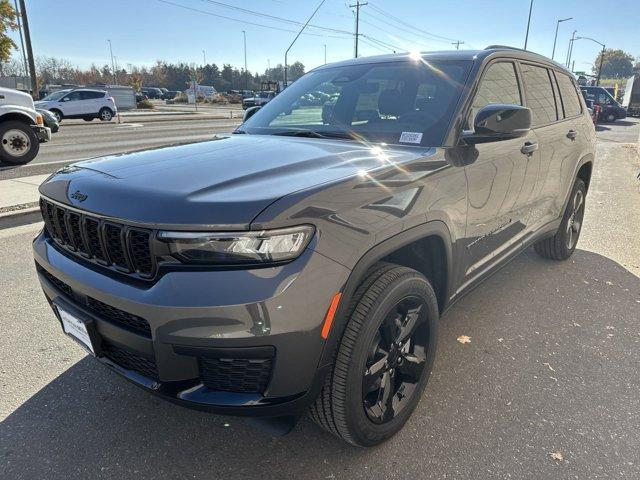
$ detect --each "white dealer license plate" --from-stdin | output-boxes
[58,306,95,354]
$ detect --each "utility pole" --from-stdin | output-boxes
[451,41,464,50]
[202,49,206,66]
[350,1,367,58]
[107,39,116,85]
[284,0,326,87]
[323,44,327,64]
[13,0,28,79]
[242,30,248,90]
[524,0,534,49]
[551,17,572,61]
[18,0,37,98]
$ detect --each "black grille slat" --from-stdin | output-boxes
[86,296,151,337]
[84,218,107,262]
[102,341,158,380]
[129,230,154,276]
[199,358,273,394]
[104,224,129,270]
[54,207,72,245]
[67,212,87,254]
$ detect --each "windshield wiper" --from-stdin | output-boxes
[271,128,352,139]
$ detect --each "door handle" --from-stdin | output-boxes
[521,141,539,156]
[567,130,578,140]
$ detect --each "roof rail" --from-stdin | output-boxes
[484,45,529,52]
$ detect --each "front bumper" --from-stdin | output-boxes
[33,230,349,416]
[34,125,51,143]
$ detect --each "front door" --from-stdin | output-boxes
[461,60,539,289]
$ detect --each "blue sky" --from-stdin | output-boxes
[11,0,639,75]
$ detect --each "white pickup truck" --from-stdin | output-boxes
[0,87,51,165]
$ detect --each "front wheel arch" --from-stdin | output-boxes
[317,220,453,369]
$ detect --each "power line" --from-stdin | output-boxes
[198,0,352,36]
[157,0,350,39]
[361,9,452,45]
[367,2,460,43]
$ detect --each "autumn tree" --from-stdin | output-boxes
[0,0,18,63]
[593,49,635,78]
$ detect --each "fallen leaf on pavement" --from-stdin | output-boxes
[457,335,471,344]
[542,362,555,372]
[549,452,563,461]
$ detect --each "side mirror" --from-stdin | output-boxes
[463,104,531,144]
[242,106,261,123]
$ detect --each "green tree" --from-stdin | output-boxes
[288,61,305,80]
[593,49,634,78]
[0,0,18,63]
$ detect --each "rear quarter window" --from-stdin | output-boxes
[555,74,582,117]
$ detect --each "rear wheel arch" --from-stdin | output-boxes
[318,220,453,368]
[576,160,593,191]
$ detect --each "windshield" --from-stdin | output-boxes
[258,92,270,98]
[241,59,470,146]
[41,90,71,101]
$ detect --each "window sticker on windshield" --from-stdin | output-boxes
[399,132,423,144]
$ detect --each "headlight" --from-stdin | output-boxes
[158,225,314,265]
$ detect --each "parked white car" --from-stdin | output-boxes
[35,88,117,122]
[0,87,51,165]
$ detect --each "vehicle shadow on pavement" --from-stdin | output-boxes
[2,249,639,480]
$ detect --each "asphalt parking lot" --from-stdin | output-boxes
[1,118,639,479]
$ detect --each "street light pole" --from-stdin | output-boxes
[551,17,572,61]
[324,44,327,64]
[242,30,247,90]
[18,0,37,98]
[565,30,576,68]
[202,49,206,66]
[284,0,326,88]
[524,0,534,50]
[107,39,116,85]
[576,36,607,85]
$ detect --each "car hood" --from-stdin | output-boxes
[39,134,434,229]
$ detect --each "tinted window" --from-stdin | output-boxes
[80,91,104,100]
[469,62,521,126]
[555,73,582,117]
[243,60,471,146]
[521,64,558,126]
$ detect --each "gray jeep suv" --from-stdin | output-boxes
[34,46,596,447]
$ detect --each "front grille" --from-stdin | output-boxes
[102,341,158,380]
[199,357,273,394]
[87,296,151,337]
[39,199,155,278]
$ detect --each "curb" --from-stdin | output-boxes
[0,206,41,230]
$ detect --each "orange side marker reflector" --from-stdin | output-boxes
[321,292,342,339]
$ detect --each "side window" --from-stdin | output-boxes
[521,64,558,126]
[468,62,521,128]
[555,73,582,117]
[62,91,82,102]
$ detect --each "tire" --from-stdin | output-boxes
[99,108,113,121]
[50,109,62,122]
[605,113,616,122]
[309,263,439,447]
[0,120,40,166]
[534,178,586,261]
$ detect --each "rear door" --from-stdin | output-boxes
[517,62,566,231]
[462,60,538,286]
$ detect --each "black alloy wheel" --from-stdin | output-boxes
[362,296,428,424]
